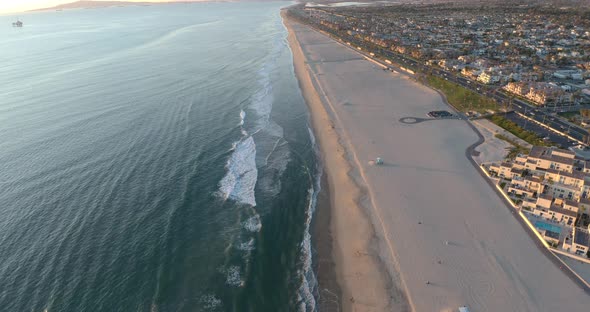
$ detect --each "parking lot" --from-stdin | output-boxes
[502,112,575,148]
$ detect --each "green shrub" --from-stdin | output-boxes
[489,115,550,146]
[426,75,497,113]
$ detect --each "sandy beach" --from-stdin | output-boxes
[283,13,590,312]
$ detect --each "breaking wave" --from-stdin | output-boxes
[225,265,244,287]
[249,79,273,134]
[242,214,262,233]
[238,109,246,126]
[199,294,222,311]
[217,136,258,207]
[217,34,285,207]
[247,31,286,135]
[237,238,256,251]
[296,128,321,312]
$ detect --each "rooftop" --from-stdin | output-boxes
[539,194,553,201]
[546,155,574,167]
[529,147,576,166]
[511,168,524,175]
[545,168,586,180]
[545,230,560,240]
[574,228,590,246]
[548,204,578,218]
[564,199,579,208]
[529,146,551,158]
[524,176,542,183]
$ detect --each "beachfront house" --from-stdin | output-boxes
[526,146,576,173]
[508,176,543,197]
[563,226,590,256]
[526,195,578,226]
[486,146,590,226]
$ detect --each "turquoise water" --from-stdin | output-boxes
[535,221,562,234]
[0,3,319,311]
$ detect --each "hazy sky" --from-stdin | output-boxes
[0,0,172,14]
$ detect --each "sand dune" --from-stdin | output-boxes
[283,15,590,312]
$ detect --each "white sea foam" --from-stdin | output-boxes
[199,294,222,310]
[257,140,290,197]
[296,186,319,312]
[264,120,284,139]
[237,238,256,251]
[218,136,258,206]
[232,29,294,201]
[242,214,262,233]
[296,129,322,312]
[307,127,316,146]
[238,109,246,126]
[249,77,274,134]
[225,266,244,287]
[248,31,285,135]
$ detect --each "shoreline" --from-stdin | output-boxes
[310,171,341,311]
[282,11,409,311]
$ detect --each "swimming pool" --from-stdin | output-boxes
[535,221,562,234]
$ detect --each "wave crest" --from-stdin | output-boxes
[242,214,262,233]
[218,136,257,206]
[225,266,244,287]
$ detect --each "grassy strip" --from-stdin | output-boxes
[494,133,529,159]
[558,111,579,119]
[557,111,580,124]
[425,75,498,113]
[489,115,550,147]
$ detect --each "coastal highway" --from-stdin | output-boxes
[312,24,590,146]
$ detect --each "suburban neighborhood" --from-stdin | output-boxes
[303,2,590,108]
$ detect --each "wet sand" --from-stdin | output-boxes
[312,172,342,312]
[283,13,590,312]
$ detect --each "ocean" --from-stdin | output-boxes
[0,2,320,311]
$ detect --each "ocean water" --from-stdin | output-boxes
[0,2,319,311]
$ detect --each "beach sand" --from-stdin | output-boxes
[283,14,590,312]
